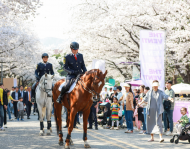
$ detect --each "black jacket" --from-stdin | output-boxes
[3,90,8,106]
[35,62,54,80]
[63,53,87,79]
[11,91,21,103]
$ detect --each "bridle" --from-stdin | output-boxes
[39,77,52,96]
[79,72,102,101]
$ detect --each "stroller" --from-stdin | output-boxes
[97,102,111,126]
[170,122,190,144]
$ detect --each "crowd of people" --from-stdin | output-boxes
[1,79,189,143]
[86,79,190,142]
[0,84,37,131]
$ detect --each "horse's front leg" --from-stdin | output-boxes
[46,100,52,135]
[83,108,91,148]
[38,107,44,136]
[65,107,77,149]
[54,102,63,146]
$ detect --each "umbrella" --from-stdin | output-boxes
[126,80,143,86]
[171,83,190,94]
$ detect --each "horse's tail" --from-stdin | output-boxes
[42,107,46,118]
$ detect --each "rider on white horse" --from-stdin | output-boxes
[32,53,54,100]
[56,42,87,103]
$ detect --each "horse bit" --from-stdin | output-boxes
[79,73,101,101]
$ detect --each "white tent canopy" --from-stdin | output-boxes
[171,83,190,94]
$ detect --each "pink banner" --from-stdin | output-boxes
[140,30,165,90]
[173,101,190,122]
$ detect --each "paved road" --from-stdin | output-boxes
[1,113,190,149]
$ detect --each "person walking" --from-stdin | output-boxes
[163,80,175,136]
[23,86,32,119]
[138,80,174,143]
[0,83,8,128]
[7,90,15,121]
[11,87,21,119]
[17,97,24,121]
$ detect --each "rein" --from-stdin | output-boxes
[79,72,100,99]
[39,77,52,95]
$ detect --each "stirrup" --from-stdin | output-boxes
[31,97,35,103]
[56,96,62,104]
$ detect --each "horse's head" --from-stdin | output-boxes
[39,73,54,97]
[89,69,107,101]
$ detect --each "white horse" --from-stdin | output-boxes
[36,73,54,136]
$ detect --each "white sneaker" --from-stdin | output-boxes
[139,130,144,134]
[165,131,171,136]
[0,127,5,131]
[9,119,13,121]
[4,124,7,128]
[133,126,137,130]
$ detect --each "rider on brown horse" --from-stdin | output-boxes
[56,42,87,103]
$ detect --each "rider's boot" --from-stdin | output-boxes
[56,80,70,104]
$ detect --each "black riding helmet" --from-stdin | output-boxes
[70,42,79,50]
[42,53,49,58]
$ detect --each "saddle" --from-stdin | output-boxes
[58,74,82,93]
[35,82,39,90]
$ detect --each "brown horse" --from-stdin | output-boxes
[53,69,107,148]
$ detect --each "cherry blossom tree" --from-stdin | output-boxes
[63,0,190,83]
[0,0,61,85]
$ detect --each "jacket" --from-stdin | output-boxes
[35,62,54,80]
[63,53,87,79]
[143,89,169,119]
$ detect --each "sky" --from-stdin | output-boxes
[32,0,72,39]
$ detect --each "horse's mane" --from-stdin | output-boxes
[85,69,102,75]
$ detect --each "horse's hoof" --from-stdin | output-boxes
[70,139,74,145]
[46,132,51,136]
[39,133,44,136]
[59,141,64,146]
[84,144,91,148]
[64,144,70,149]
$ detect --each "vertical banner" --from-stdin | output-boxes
[140,30,165,90]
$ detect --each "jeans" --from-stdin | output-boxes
[163,110,174,132]
[124,105,127,126]
[7,103,11,119]
[0,104,4,127]
[126,110,133,131]
[143,108,146,131]
[52,103,54,114]
[10,102,14,114]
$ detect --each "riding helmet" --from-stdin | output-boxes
[70,42,79,50]
[42,53,49,58]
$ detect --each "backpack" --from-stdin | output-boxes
[163,100,171,111]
